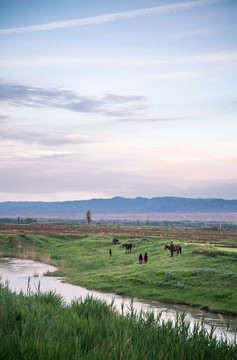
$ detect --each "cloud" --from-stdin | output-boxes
[0,114,10,122]
[0,81,147,116]
[1,52,236,71]
[1,156,236,201]
[193,53,237,62]
[0,126,99,147]
[0,114,100,147]
[103,94,146,104]
[0,0,223,35]
[115,117,188,123]
[148,73,204,80]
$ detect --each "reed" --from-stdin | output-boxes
[17,249,38,260]
[0,283,236,360]
[40,253,55,266]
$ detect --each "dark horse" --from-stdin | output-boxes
[164,244,182,255]
[113,238,120,245]
[122,243,132,253]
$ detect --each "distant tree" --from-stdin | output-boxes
[86,210,91,226]
[25,217,34,224]
[146,218,149,226]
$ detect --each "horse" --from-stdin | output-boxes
[113,238,119,245]
[164,244,182,255]
[122,243,132,253]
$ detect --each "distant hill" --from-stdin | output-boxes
[0,196,237,218]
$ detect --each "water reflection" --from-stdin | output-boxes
[0,257,236,343]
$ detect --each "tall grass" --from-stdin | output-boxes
[0,283,236,360]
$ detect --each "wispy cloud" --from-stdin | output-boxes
[1,52,236,69]
[0,128,96,146]
[148,73,204,80]
[0,113,100,146]
[0,81,147,117]
[103,94,145,104]
[115,117,188,123]
[0,0,222,35]
[0,114,10,122]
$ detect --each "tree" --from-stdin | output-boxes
[86,210,91,225]
[25,217,34,224]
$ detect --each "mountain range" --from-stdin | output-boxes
[0,197,237,218]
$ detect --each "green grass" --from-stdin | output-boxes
[0,283,236,360]
[0,231,237,314]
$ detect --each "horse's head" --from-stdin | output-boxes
[164,245,168,250]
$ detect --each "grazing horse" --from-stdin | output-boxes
[122,243,132,253]
[164,244,182,255]
[113,238,119,245]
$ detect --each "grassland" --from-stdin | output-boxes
[0,283,236,360]
[0,224,236,315]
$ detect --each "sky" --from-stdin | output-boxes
[0,0,236,201]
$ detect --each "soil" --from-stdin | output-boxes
[0,223,237,243]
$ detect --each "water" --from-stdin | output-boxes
[0,257,236,343]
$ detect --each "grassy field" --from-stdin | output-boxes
[0,283,236,360]
[0,225,236,315]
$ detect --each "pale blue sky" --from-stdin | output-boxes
[0,0,236,201]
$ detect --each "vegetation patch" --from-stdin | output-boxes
[0,283,236,360]
[191,268,217,276]
[120,237,153,248]
[192,250,237,258]
[3,235,42,249]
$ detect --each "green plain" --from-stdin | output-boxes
[0,227,236,315]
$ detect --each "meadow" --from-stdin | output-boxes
[0,224,236,315]
[0,224,237,359]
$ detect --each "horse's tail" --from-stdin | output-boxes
[180,246,182,254]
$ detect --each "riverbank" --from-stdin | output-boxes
[0,226,236,315]
[0,282,236,360]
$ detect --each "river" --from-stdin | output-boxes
[0,257,236,343]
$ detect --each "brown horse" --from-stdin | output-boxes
[122,243,132,253]
[113,238,119,245]
[164,244,182,255]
